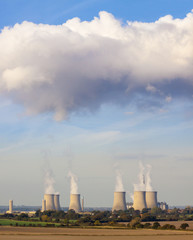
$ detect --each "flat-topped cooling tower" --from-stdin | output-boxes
[54,194,61,211]
[146,191,157,209]
[112,192,127,211]
[69,194,81,212]
[133,191,147,211]
[44,194,55,210]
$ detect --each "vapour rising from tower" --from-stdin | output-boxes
[145,164,157,208]
[112,168,126,211]
[43,168,60,211]
[44,168,56,194]
[133,162,147,211]
[68,171,78,194]
[145,164,153,191]
[68,171,81,212]
[115,169,124,192]
[134,162,146,191]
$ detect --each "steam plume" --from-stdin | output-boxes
[115,169,124,192]
[146,164,153,191]
[68,171,78,194]
[134,162,146,191]
[44,169,55,194]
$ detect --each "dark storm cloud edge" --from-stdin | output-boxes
[0,11,192,120]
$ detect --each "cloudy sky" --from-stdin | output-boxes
[0,0,193,207]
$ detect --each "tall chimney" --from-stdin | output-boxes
[69,194,81,212]
[133,191,147,211]
[146,191,157,209]
[44,194,55,210]
[81,196,84,212]
[112,192,127,211]
[54,194,61,211]
[9,200,13,213]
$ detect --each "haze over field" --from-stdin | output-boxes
[0,0,193,207]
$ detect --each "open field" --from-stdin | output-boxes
[1,226,193,240]
[0,219,60,227]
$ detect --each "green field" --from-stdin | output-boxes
[0,219,61,227]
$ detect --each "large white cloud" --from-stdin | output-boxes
[0,11,193,120]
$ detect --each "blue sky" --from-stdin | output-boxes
[0,0,193,208]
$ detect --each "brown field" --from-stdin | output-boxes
[1,226,193,240]
[155,221,193,230]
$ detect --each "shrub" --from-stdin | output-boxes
[152,222,160,229]
[129,217,141,228]
[161,224,171,229]
[144,223,151,228]
[94,220,102,226]
[180,223,189,230]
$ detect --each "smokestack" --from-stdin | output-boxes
[54,194,61,211]
[69,194,81,212]
[44,194,55,210]
[146,191,158,209]
[9,200,13,213]
[81,196,84,212]
[112,192,127,211]
[42,199,46,212]
[133,191,147,211]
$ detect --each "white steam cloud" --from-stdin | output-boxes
[134,162,154,191]
[44,169,56,194]
[146,164,153,191]
[0,11,193,120]
[134,162,146,191]
[115,169,124,192]
[68,171,78,194]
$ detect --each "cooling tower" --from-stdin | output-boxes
[146,191,158,209]
[9,200,13,213]
[44,194,55,210]
[133,191,147,211]
[54,194,61,211]
[69,194,82,212]
[42,199,46,212]
[112,192,127,211]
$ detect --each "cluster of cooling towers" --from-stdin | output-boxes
[43,191,157,212]
[42,193,82,212]
[8,191,157,214]
[112,191,158,211]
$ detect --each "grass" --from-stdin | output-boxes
[0,219,61,227]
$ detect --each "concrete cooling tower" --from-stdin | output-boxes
[112,192,127,211]
[54,194,61,211]
[133,191,147,211]
[69,194,81,212]
[146,191,158,209]
[44,194,55,210]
